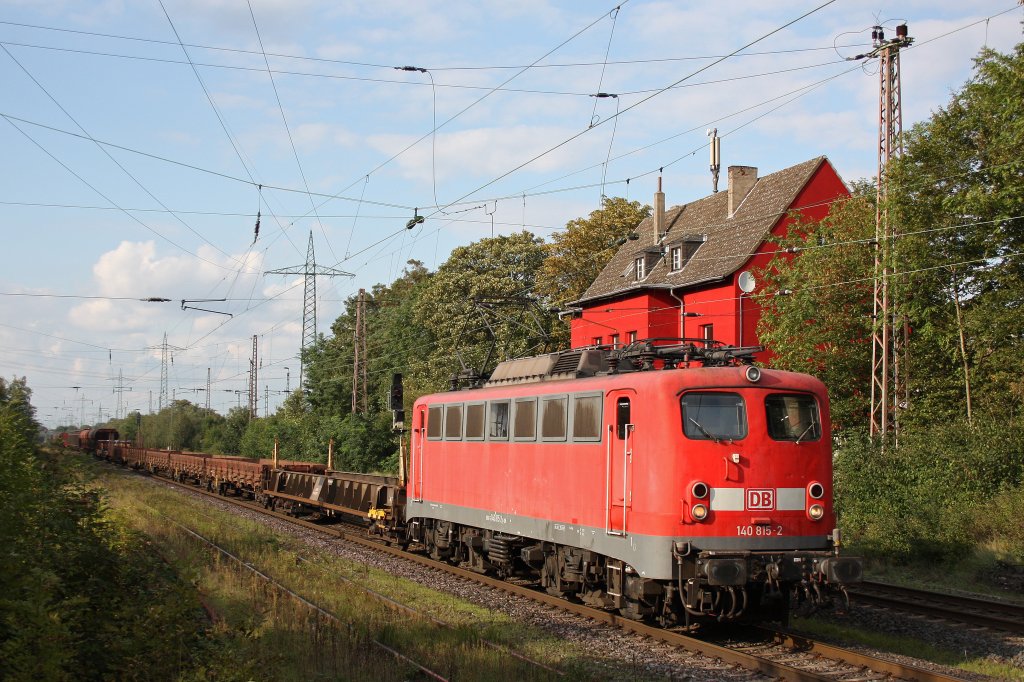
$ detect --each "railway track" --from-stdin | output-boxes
[847,580,1024,634]
[122,466,973,682]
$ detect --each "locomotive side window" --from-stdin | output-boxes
[488,401,510,440]
[465,403,486,440]
[427,405,443,440]
[540,396,567,441]
[616,397,631,439]
[681,392,747,441]
[513,398,537,440]
[444,404,463,440]
[572,394,602,441]
[765,394,821,442]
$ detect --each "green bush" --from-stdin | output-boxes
[834,417,1024,562]
[972,485,1024,561]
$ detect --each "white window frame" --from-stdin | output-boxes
[671,246,682,271]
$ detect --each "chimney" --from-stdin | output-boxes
[728,165,757,217]
[653,176,665,244]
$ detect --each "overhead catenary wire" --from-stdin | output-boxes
[0,43,252,271]
[1,5,1011,228]
[11,2,1002,230]
[0,8,998,222]
[5,187,1013,367]
[0,113,419,211]
[155,0,301,262]
[0,117,248,273]
[17,198,1014,406]
[588,5,622,127]
[278,0,639,229]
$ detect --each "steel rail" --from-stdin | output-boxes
[848,580,1024,634]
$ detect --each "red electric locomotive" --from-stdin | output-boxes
[405,340,861,624]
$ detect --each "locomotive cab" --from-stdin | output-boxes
[666,367,861,622]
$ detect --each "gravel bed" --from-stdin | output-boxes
[142,475,1022,680]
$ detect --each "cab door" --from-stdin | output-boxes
[412,405,426,501]
[605,389,636,535]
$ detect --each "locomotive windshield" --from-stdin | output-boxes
[681,392,747,442]
[765,394,821,442]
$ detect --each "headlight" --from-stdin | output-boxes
[808,504,824,520]
[691,481,709,499]
[808,482,824,499]
[745,366,761,383]
[692,503,708,522]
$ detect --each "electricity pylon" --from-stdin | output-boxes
[265,231,352,389]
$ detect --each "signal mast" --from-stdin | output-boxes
[862,23,912,442]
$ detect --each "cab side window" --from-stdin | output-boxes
[513,398,536,440]
[616,397,631,439]
[444,404,463,440]
[540,396,567,441]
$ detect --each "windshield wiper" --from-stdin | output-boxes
[795,422,816,444]
[688,417,720,443]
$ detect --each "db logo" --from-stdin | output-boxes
[746,489,775,510]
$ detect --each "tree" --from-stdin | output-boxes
[754,188,876,432]
[414,232,554,391]
[305,261,432,417]
[300,260,429,471]
[888,42,1024,425]
[537,196,651,345]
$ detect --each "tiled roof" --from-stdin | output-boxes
[576,156,831,304]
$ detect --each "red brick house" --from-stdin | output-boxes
[570,157,848,356]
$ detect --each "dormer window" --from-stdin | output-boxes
[635,256,645,280]
[670,246,682,271]
[668,235,707,272]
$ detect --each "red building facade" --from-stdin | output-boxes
[571,157,849,356]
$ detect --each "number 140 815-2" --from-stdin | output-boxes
[736,525,783,536]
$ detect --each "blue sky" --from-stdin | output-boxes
[1,0,1020,427]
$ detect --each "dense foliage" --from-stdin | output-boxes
[536,196,652,345]
[754,186,876,432]
[0,378,200,680]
